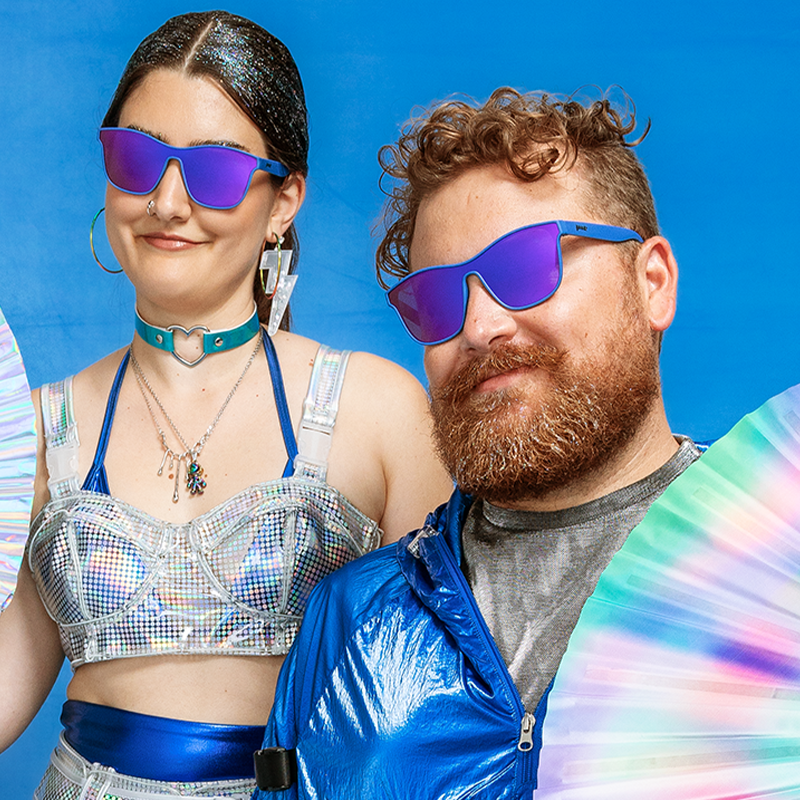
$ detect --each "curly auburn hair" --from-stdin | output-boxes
[376,87,657,287]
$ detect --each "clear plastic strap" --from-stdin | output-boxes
[294,346,351,481]
[41,376,80,498]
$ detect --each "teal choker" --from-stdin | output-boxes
[135,306,261,367]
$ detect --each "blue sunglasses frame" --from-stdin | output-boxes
[386,219,644,345]
[99,127,290,210]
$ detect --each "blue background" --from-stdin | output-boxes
[1,0,798,794]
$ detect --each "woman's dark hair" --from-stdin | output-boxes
[103,11,309,329]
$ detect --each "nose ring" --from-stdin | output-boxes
[147,200,156,217]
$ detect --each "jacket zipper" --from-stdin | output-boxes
[518,712,535,751]
[433,535,540,785]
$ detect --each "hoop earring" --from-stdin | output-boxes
[259,234,297,336]
[90,208,123,274]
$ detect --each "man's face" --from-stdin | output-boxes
[411,164,662,506]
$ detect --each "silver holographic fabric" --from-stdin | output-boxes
[35,734,255,800]
[28,479,380,667]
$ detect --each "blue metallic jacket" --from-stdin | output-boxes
[256,489,551,799]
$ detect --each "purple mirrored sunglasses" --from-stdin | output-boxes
[386,220,644,345]
[99,127,290,210]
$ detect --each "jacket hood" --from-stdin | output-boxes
[396,489,520,716]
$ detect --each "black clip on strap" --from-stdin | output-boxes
[254,747,297,791]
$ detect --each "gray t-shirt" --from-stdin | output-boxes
[461,437,700,709]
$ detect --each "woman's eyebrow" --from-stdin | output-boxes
[122,123,166,142]
[120,124,249,151]
[191,139,249,151]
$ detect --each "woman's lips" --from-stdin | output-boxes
[142,233,202,250]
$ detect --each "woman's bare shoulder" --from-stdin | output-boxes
[60,348,128,419]
[32,348,128,431]
[336,351,451,543]
[32,349,130,474]
[71,348,130,392]
[334,350,433,465]
[345,350,428,408]
[270,329,320,364]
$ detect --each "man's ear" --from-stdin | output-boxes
[267,172,306,240]
[637,236,678,332]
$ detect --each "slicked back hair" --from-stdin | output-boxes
[103,11,308,329]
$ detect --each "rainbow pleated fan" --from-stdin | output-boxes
[0,309,36,610]
[537,383,800,798]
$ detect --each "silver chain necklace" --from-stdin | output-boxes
[130,334,262,503]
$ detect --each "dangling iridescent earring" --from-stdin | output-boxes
[259,234,296,335]
[90,208,123,274]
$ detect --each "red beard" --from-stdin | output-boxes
[429,328,660,505]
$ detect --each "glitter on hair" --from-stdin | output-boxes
[102,11,308,329]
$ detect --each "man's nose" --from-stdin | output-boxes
[458,275,518,352]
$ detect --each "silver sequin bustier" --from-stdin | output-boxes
[28,479,379,666]
[29,343,381,668]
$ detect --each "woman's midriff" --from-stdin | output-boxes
[66,652,284,725]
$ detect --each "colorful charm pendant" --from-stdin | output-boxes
[186,460,207,496]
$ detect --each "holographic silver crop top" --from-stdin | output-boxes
[28,338,381,668]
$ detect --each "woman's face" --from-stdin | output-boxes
[106,68,301,322]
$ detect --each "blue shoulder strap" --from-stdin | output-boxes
[261,330,298,477]
[83,331,298,495]
[82,352,129,494]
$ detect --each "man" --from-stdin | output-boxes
[254,88,702,798]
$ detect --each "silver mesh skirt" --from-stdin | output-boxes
[34,734,255,800]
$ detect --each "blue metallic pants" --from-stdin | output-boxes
[34,701,264,800]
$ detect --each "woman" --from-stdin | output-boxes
[0,11,451,798]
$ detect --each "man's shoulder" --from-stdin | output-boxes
[304,490,471,637]
[319,489,469,598]
[335,539,404,584]
[309,539,411,621]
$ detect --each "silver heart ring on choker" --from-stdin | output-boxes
[134,305,261,367]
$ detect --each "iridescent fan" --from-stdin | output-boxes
[0,309,37,610]
[537,383,800,798]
